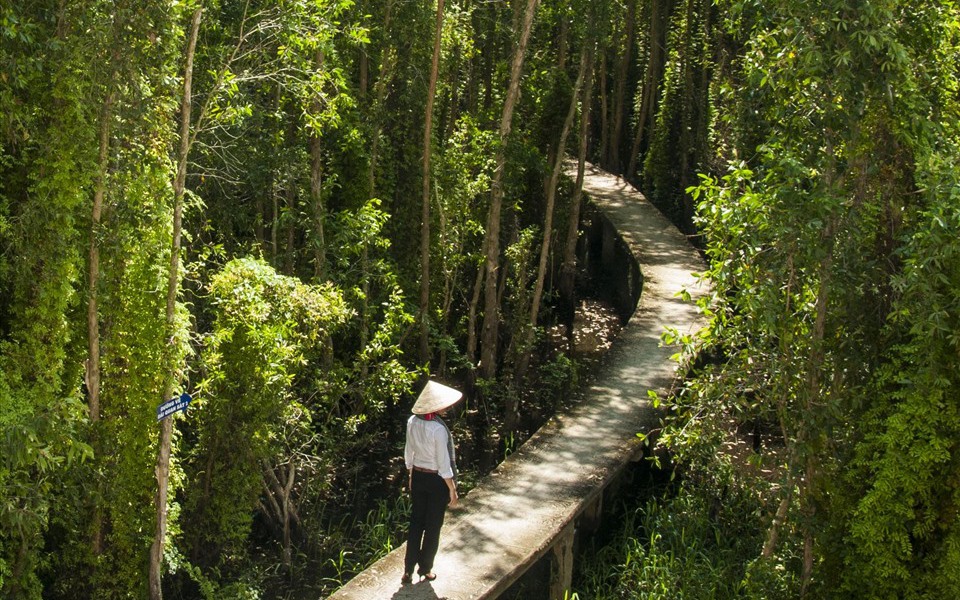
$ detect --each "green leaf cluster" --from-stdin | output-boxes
[654,1,960,597]
[181,257,349,572]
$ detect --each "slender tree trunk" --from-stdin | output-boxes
[697,0,711,157]
[677,0,697,230]
[762,494,792,558]
[762,250,795,561]
[440,42,462,144]
[479,0,539,380]
[557,9,568,71]
[800,222,835,596]
[149,9,201,599]
[309,162,324,277]
[87,84,115,561]
[310,50,327,281]
[466,264,485,371]
[515,44,590,381]
[358,5,397,375]
[598,52,609,168]
[627,0,668,181]
[559,46,595,325]
[282,461,295,567]
[359,42,368,100]
[437,199,457,375]
[270,83,281,263]
[87,90,114,424]
[256,194,265,248]
[283,111,297,275]
[420,0,445,364]
[283,180,296,274]
[610,0,636,172]
[481,13,494,115]
[367,0,395,204]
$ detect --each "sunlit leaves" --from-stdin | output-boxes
[183,257,349,570]
[663,1,960,597]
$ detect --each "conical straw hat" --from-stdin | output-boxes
[411,380,463,415]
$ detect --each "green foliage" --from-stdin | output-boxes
[90,162,191,600]
[643,0,713,231]
[652,2,960,598]
[0,2,104,593]
[830,152,960,599]
[313,495,411,595]
[573,467,798,599]
[183,257,349,572]
[26,1,960,599]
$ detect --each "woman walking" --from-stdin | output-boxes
[402,380,462,584]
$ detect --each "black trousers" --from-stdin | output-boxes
[404,470,450,575]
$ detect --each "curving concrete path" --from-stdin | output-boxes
[327,162,709,599]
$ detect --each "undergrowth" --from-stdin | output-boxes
[570,463,800,600]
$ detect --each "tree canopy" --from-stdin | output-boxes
[1,0,958,598]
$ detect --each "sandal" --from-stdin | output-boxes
[420,572,437,582]
[400,573,412,585]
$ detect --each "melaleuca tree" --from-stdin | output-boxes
[89,163,193,600]
[478,0,539,382]
[834,151,960,599]
[823,5,960,593]
[665,0,960,596]
[626,0,672,182]
[181,258,349,581]
[643,0,712,233]
[324,198,419,414]
[431,115,494,376]
[1,0,109,595]
[76,4,190,599]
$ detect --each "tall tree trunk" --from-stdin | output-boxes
[677,0,697,231]
[478,0,539,380]
[437,200,458,376]
[481,16,494,115]
[559,45,596,326]
[556,0,569,70]
[799,221,835,596]
[87,85,115,561]
[283,175,296,274]
[283,110,297,275]
[598,52,609,167]
[367,0,395,205]
[256,194,265,248]
[609,0,636,172]
[697,0,711,157]
[358,7,368,102]
[359,4,397,375]
[270,84,281,263]
[87,90,114,424]
[310,50,327,281]
[627,0,668,181]
[149,9,201,599]
[466,264,485,371]
[420,0,445,365]
[515,44,590,382]
[764,253,796,560]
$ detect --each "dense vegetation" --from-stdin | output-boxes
[1,0,957,599]
[574,1,960,599]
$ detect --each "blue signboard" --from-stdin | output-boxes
[157,392,193,421]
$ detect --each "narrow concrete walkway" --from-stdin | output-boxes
[327,162,708,599]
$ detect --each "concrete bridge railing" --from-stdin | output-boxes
[327,162,708,599]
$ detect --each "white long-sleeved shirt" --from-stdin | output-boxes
[404,415,455,480]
